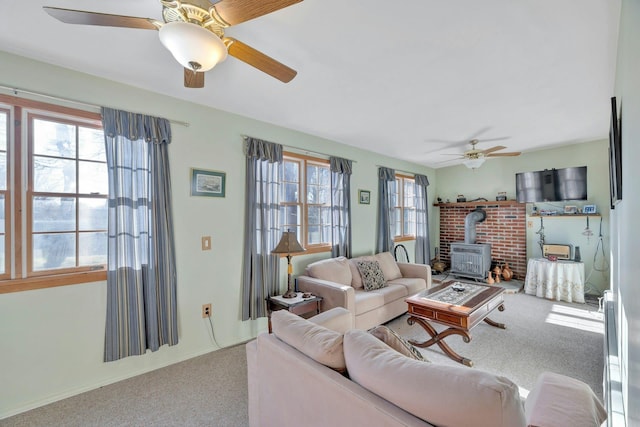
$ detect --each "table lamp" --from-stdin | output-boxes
[272,230,306,298]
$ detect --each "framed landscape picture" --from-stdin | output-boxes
[191,168,226,198]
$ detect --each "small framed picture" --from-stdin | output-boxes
[359,190,371,205]
[582,204,597,214]
[191,168,225,197]
[563,205,578,214]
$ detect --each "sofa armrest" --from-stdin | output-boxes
[397,262,432,289]
[246,339,259,427]
[525,371,607,427]
[297,275,356,313]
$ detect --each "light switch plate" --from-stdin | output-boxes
[202,236,212,250]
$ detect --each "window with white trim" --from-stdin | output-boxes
[392,174,416,241]
[0,95,107,293]
[280,153,332,252]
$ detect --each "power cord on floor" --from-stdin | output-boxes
[207,315,223,348]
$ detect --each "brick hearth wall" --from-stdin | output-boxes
[438,203,527,280]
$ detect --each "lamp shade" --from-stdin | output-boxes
[272,231,305,254]
[159,21,228,72]
[463,157,486,169]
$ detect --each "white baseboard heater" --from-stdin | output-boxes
[603,291,626,426]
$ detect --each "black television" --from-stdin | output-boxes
[515,166,587,203]
[609,96,622,208]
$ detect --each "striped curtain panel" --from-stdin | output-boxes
[376,167,396,253]
[414,174,431,265]
[102,107,178,362]
[241,137,283,320]
[330,157,352,258]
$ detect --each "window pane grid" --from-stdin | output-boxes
[0,108,9,277]
[29,112,106,274]
[395,177,416,239]
[282,154,331,250]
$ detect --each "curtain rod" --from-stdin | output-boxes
[376,165,425,176]
[0,84,190,128]
[243,135,356,163]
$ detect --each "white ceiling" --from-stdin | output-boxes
[0,0,620,168]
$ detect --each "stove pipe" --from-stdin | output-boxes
[465,208,487,244]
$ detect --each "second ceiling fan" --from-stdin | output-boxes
[447,139,521,169]
[43,0,302,88]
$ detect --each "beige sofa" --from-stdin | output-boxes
[246,308,608,427]
[296,252,431,330]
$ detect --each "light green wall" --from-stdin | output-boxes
[435,141,611,294]
[0,51,435,417]
[613,0,640,423]
[0,46,617,418]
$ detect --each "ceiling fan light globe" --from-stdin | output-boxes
[159,21,227,72]
[463,157,486,169]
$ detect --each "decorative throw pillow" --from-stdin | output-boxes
[355,260,386,291]
[368,325,427,362]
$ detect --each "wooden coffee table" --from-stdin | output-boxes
[405,281,506,367]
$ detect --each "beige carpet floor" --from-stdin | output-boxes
[385,289,604,401]
[1,343,249,427]
[3,288,604,426]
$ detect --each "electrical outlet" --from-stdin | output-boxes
[202,303,212,318]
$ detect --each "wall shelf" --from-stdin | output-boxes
[529,214,601,218]
[434,200,522,208]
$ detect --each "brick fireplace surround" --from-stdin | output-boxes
[437,201,527,280]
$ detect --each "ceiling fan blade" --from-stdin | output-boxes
[213,0,302,26]
[184,68,205,88]
[43,7,159,30]
[487,152,521,157]
[478,137,510,143]
[481,145,507,155]
[224,38,297,83]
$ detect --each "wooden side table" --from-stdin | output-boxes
[267,292,323,333]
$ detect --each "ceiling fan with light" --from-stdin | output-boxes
[43,0,302,88]
[445,139,521,169]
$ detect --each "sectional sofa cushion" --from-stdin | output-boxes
[368,325,426,361]
[306,256,352,286]
[271,310,346,372]
[524,371,607,427]
[343,329,526,427]
[374,251,403,281]
[355,260,386,291]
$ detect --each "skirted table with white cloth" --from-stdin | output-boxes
[524,258,585,303]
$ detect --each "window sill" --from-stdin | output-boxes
[0,270,107,294]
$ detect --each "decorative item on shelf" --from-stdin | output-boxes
[496,192,507,201]
[563,205,578,214]
[583,204,597,214]
[493,265,501,283]
[486,271,495,285]
[501,263,513,281]
[437,196,443,203]
[574,246,581,262]
[457,194,466,202]
[271,229,306,298]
